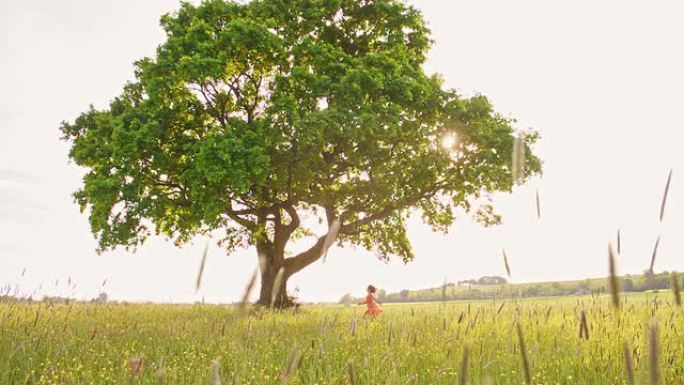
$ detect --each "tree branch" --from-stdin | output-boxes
[340,183,445,235]
[225,211,257,231]
[282,203,301,235]
[197,83,227,129]
[282,203,337,276]
[226,200,284,216]
[272,202,300,265]
[283,234,327,277]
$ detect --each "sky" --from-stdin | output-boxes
[1,0,683,304]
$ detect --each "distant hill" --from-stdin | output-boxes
[340,270,679,304]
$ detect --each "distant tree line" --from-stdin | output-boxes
[340,271,682,304]
[0,292,110,305]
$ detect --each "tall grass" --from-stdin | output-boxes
[1,293,681,384]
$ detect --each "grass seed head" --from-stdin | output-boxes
[511,134,526,185]
[617,228,621,255]
[502,249,511,277]
[623,340,635,385]
[347,361,356,385]
[129,356,144,378]
[671,272,681,306]
[608,243,621,309]
[579,310,589,340]
[649,318,659,385]
[195,241,210,292]
[649,236,661,273]
[459,344,470,385]
[516,323,531,384]
[156,368,167,385]
[321,219,341,263]
[659,168,672,222]
[271,267,286,307]
[238,268,259,315]
[280,348,300,384]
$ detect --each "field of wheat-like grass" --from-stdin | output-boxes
[1,293,683,384]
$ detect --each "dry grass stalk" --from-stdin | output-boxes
[195,241,210,292]
[459,344,470,385]
[672,272,681,306]
[502,249,511,277]
[579,310,589,340]
[347,361,356,385]
[516,323,531,384]
[128,356,145,385]
[623,340,635,385]
[608,244,621,309]
[617,229,621,255]
[280,348,300,384]
[649,236,661,273]
[271,267,286,306]
[238,268,259,315]
[156,367,167,385]
[129,356,144,377]
[511,134,525,185]
[659,169,672,222]
[649,318,659,385]
[535,189,541,220]
[211,359,221,385]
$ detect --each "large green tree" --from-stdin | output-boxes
[61,0,540,307]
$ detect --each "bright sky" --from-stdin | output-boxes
[1,0,683,304]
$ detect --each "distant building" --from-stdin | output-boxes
[458,276,507,286]
[477,276,507,285]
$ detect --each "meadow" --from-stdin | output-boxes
[1,293,683,385]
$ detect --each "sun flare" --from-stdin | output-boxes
[441,134,457,149]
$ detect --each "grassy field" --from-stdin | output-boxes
[1,293,683,384]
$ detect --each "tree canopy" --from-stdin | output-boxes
[61,0,541,305]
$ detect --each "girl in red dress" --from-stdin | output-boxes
[360,285,382,317]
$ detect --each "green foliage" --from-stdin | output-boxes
[61,0,540,266]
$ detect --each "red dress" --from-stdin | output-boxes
[364,294,382,317]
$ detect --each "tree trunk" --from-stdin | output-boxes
[256,245,294,309]
[254,222,332,308]
[255,253,294,308]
